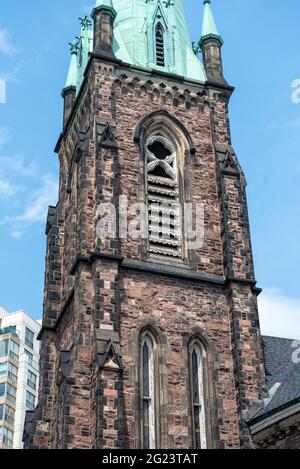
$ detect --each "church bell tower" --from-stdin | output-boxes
[24,0,266,449]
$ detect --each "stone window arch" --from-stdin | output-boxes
[129,320,168,449]
[189,339,207,449]
[184,328,218,449]
[141,333,156,449]
[135,110,195,263]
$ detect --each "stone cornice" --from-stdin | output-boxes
[54,53,235,154]
[38,254,261,341]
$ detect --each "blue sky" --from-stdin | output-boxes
[0,0,300,338]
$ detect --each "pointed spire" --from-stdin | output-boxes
[77,16,92,84]
[200,0,223,47]
[199,0,226,83]
[62,40,79,127]
[63,40,79,93]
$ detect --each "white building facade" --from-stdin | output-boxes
[0,307,40,449]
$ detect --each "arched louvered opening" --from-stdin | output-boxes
[155,23,165,67]
[135,110,195,263]
[146,134,182,259]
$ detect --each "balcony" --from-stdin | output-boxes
[0,326,18,338]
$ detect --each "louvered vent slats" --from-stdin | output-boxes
[146,136,182,259]
[156,24,165,67]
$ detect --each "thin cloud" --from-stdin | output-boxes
[11,230,24,240]
[15,174,58,224]
[0,132,57,237]
[258,288,300,339]
[0,127,11,149]
[0,60,24,84]
[0,144,37,201]
[0,174,58,238]
[0,154,38,178]
[0,178,19,198]
[0,29,19,56]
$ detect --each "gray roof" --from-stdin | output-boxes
[262,336,295,391]
[251,336,300,421]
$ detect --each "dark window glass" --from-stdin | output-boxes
[0,383,5,398]
[24,349,33,362]
[143,342,150,398]
[142,341,150,449]
[192,349,200,404]
[2,426,13,448]
[27,370,37,390]
[6,384,16,404]
[4,405,15,426]
[26,391,35,410]
[141,336,156,449]
[8,363,18,382]
[9,340,19,361]
[143,400,150,450]
[0,362,7,378]
[0,339,9,358]
[191,346,206,449]
[25,328,34,349]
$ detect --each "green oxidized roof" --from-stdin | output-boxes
[112,0,206,81]
[63,0,207,96]
[62,40,79,93]
[96,0,113,6]
[76,16,93,93]
[200,0,223,46]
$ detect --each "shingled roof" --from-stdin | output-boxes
[251,336,300,422]
[263,336,295,390]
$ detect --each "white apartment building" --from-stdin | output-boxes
[0,307,40,449]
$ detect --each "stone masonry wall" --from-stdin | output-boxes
[120,270,240,449]
[24,57,266,449]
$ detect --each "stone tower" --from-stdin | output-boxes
[24,0,266,449]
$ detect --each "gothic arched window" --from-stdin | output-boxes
[141,334,156,449]
[135,111,195,262]
[155,23,165,67]
[146,134,182,259]
[190,342,207,449]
